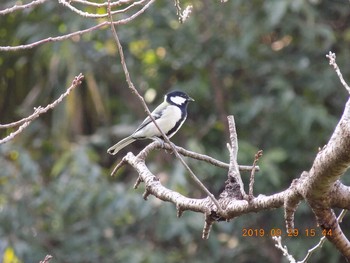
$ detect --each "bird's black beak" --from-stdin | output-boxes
[188,97,195,102]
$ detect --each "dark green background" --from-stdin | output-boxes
[1,0,350,262]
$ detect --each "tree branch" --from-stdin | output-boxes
[0,74,84,144]
[326,51,350,94]
[225,115,246,199]
[107,0,225,215]
[115,117,295,236]
[59,0,150,18]
[0,0,155,51]
[70,0,135,8]
[295,52,350,260]
[248,150,263,201]
[39,255,53,263]
[0,0,48,15]
[140,141,259,172]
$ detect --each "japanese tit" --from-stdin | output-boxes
[107,91,194,155]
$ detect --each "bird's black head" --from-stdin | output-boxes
[165,91,194,107]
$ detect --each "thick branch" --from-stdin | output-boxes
[301,98,350,259]
[119,140,290,220]
[303,99,350,200]
[296,54,350,260]
[123,151,212,215]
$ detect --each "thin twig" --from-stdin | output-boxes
[133,177,143,189]
[248,150,263,201]
[299,209,347,263]
[111,141,259,177]
[59,0,149,18]
[0,121,32,145]
[70,0,134,8]
[107,0,225,216]
[0,107,43,129]
[0,74,84,144]
[173,0,182,16]
[172,0,192,23]
[0,1,154,52]
[0,0,48,15]
[158,142,259,171]
[272,236,296,263]
[111,158,127,176]
[39,255,53,263]
[326,51,350,94]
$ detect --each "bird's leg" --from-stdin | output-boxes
[152,137,165,149]
[151,137,176,154]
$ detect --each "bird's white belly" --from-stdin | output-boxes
[134,105,182,138]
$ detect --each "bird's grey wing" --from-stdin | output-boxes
[133,103,165,134]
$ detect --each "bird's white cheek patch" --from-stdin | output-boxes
[170,96,187,105]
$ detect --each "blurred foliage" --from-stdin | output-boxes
[1,0,350,262]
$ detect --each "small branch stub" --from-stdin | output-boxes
[326,51,350,94]
[39,255,53,263]
[202,214,214,240]
[176,204,184,218]
[248,150,263,201]
[134,177,143,189]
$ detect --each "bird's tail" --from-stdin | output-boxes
[107,136,136,155]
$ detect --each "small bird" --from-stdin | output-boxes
[107,91,194,155]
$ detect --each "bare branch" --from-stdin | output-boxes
[107,0,225,216]
[227,115,238,159]
[284,176,303,231]
[226,115,246,199]
[248,150,263,201]
[121,146,290,219]
[173,0,193,23]
[299,210,346,263]
[0,0,48,15]
[70,0,134,8]
[111,158,127,176]
[0,74,84,144]
[272,236,296,263]
[123,151,213,214]
[0,0,155,52]
[39,255,53,263]
[0,107,43,129]
[154,142,259,171]
[4,2,350,259]
[202,214,214,239]
[301,100,350,259]
[294,52,350,259]
[59,0,150,18]
[133,177,143,189]
[117,123,296,220]
[0,120,32,145]
[326,51,350,94]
